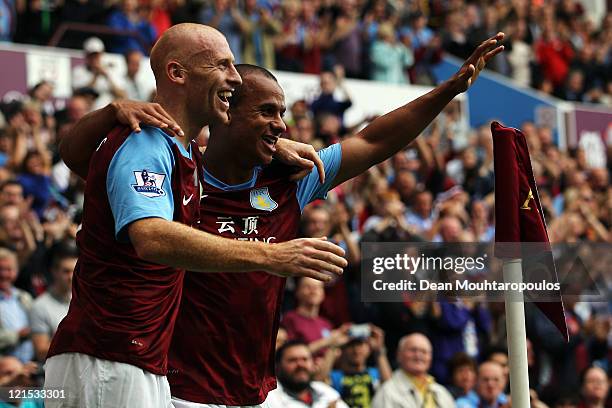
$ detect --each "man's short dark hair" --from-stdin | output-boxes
[230,64,279,109]
[0,179,22,193]
[50,242,78,271]
[275,340,308,364]
[448,352,477,375]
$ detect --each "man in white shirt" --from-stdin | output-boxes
[72,37,126,109]
[120,49,154,101]
[372,333,456,408]
[267,341,349,408]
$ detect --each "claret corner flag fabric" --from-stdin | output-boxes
[492,121,569,341]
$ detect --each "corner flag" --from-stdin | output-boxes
[492,121,568,341]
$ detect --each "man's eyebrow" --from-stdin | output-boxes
[216,57,234,65]
[258,102,285,111]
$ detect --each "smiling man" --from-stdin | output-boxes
[372,333,456,408]
[44,25,346,408]
[58,30,504,408]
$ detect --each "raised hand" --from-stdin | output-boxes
[451,32,505,94]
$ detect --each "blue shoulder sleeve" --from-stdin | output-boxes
[107,127,176,241]
[296,143,342,211]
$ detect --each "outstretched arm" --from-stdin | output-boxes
[331,33,505,189]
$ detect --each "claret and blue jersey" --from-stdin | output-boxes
[48,126,202,375]
[168,143,342,405]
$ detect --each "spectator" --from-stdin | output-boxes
[16,151,52,220]
[291,117,325,151]
[55,95,90,134]
[0,356,44,407]
[469,200,494,242]
[0,205,39,269]
[0,180,24,207]
[30,245,76,361]
[72,37,127,110]
[393,169,417,206]
[400,11,442,85]
[242,0,281,70]
[301,204,355,326]
[362,189,420,242]
[507,19,533,88]
[560,70,586,102]
[27,81,56,129]
[535,20,574,90]
[431,299,492,384]
[282,277,349,355]
[120,49,154,101]
[199,0,248,64]
[310,68,352,125]
[106,0,157,55]
[372,333,456,408]
[406,190,434,235]
[267,341,349,408]
[447,353,477,399]
[0,248,33,363]
[369,22,413,84]
[456,361,508,408]
[331,325,392,408]
[442,11,471,60]
[327,0,364,78]
[467,5,509,76]
[484,347,510,387]
[301,0,328,74]
[273,0,306,72]
[147,0,173,40]
[578,366,609,408]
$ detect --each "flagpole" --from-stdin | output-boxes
[503,258,531,408]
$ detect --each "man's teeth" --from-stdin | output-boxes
[263,136,276,145]
[218,91,232,101]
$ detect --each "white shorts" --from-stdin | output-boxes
[171,396,270,408]
[44,352,173,408]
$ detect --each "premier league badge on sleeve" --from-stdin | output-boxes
[250,187,278,212]
[132,169,166,197]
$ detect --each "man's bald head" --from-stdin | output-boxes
[397,333,432,376]
[149,23,241,130]
[150,23,227,83]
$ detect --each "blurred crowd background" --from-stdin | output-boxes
[2,0,612,102]
[0,0,610,407]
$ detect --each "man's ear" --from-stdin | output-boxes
[167,61,186,84]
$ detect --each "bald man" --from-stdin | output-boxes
[372,333,456,408]
[456,361,508,408]
[44,24,347,408]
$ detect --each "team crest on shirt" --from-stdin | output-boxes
[132,169,166,198]
[250,187,278,212]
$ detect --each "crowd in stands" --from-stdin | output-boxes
[0,0,610,407]
[1,0,611,105]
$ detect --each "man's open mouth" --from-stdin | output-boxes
[217,90,233,105]
[262,135,278,146]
